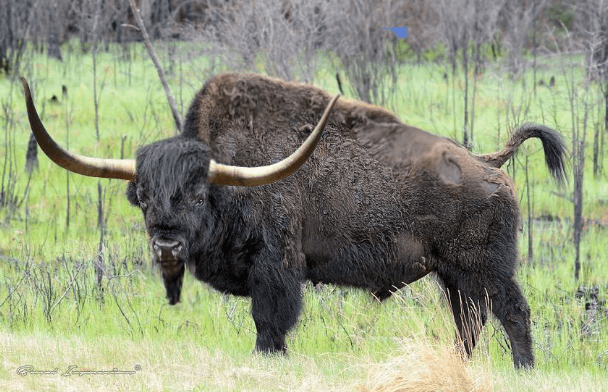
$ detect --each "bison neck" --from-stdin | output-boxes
[186,190,262,297]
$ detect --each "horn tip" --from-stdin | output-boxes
[20,76,31,97]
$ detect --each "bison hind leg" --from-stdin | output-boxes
[439,274,488,361]
[440,273,534,369]
[491,278,534,369]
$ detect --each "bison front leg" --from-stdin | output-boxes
[249,263,303,353]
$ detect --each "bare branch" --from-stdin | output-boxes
[127,0,182,133]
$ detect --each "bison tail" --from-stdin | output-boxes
[478,123,567,184]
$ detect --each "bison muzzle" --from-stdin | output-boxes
[22,73,566,368]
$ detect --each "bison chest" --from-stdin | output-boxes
[188,253,252,296]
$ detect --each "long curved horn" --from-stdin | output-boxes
[21,77,136,180]
[207,95,339,186]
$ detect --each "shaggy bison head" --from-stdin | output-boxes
[127,138,214,304]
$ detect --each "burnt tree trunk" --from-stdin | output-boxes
[593,4,608,177]
[532,0,537,98]
[573,80,590,281]
[593,121,600,176]
[462,34,470,149]
[25,133,38,173]
[525,155,533,263]
[573,138,584,281]
[96,181,104,287]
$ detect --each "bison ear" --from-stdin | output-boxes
[126,181,139,206]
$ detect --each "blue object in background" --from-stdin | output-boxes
[382,27,408,39]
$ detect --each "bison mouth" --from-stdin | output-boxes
[152,237,187,305]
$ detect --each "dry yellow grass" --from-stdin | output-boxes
[1,330,493,392]
[0,330,342,391]
[2,331,605,391]
[355,339,493,392]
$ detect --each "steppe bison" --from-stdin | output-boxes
[22,73,565,368]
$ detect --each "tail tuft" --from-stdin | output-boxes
[510,124,567,184]
[478,123,567,184]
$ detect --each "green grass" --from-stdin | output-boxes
[1,41,608,390]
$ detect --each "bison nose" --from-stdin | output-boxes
[153,239,183,260]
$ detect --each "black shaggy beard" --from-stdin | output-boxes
[154,247,189,305]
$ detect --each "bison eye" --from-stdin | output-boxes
[195,198,205,207]
[136,187,149,210]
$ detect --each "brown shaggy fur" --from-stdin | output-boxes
[24,71,565,368]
